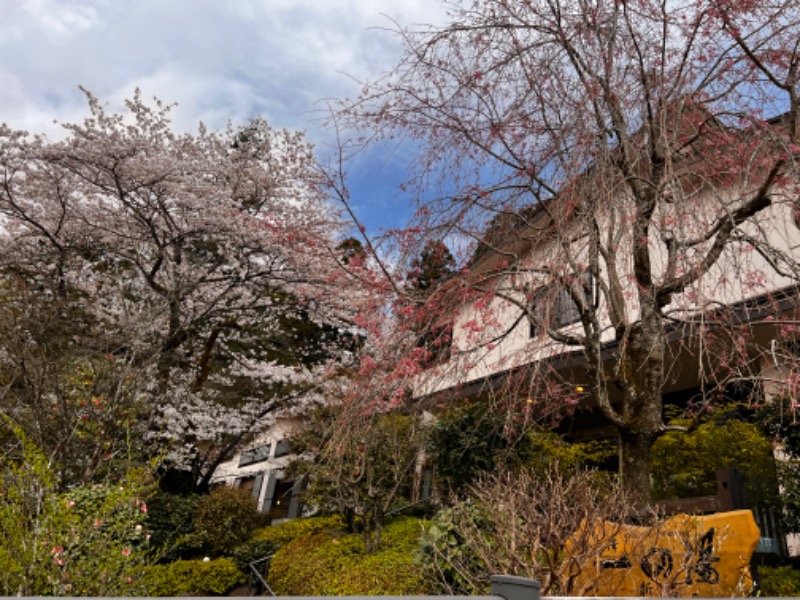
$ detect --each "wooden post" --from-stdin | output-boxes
[716,467,746,511]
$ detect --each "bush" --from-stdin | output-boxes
[144,492,201,561]
[251,514,346,548]
[651,416,776,502]
[427,405,615,495]
[141,558,245,596]
[193,487,262,556]
[427,402,530,493]
[0,423,156,596]
[418,465,632,596]
[231,538,278,573]
[267,516,428,595]
[417,501,488,595]
[758,565,800,596]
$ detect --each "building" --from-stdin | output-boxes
[410,109,800,554]
[210,416,306,523]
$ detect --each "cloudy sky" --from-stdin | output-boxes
[0,0,449,233]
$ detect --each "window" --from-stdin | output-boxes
[239,443,272,467]
[274,439,291,458]
[236,475,257,493]
[529,272,594,338]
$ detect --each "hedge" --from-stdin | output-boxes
[250,513,346,547]
[140,558,245,596]
[267,516,428,595]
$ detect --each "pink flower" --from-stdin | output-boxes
[140,503,147,513]
[93,519,103,527]
[122,547,131,557]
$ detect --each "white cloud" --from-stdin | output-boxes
[20,0,100,37]
[0,0,447,137]
[0,0,448,230]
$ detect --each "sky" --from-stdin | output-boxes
[0,0,450,235]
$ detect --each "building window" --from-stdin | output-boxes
[529,272,594,338]
[274,439,291,458]
[239,443,272,467]
[236,474,257,493]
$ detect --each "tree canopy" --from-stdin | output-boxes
[0,90,367,489]
[336,0,800,502]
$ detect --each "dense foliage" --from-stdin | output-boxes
[192,487,264,556]
[250,514,346,548]
[427,402,534,493]
[427,403,615,494]
[758,566,800,597]
[267,516,427,595]
[0,91,367,491]
[144,492,200,562]
[0,424,155,596]
[651,413,777,503]
[140,558,245,596]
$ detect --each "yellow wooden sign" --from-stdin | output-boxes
[571,510,760,597]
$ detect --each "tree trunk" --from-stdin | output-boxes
[618,428,657,507]
[364,509,384,554]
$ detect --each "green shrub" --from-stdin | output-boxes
[193,487,262,556]
[251,513,345,548]
[380,514,427,547]
[758,565,800,596]
[427,402,530,493]
[651,416,776,502]
[231,538,278,573]
[145,492,201,561]
[417,501,489,594]
[267,516,427,595]
[141,558,246,596]
[0,422,156,596]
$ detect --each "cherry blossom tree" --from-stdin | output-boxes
[0,90,368,489]
[0,275,148,488]
[336,0,800,503]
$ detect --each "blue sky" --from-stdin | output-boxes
[0,0,449,235]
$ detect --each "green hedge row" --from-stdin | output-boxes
[140,558,245,596]
[267,516,428,595]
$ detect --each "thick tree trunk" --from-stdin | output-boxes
[618,428,658,507]
[610,313,665,505]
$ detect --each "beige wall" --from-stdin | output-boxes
[414,194,800,398]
